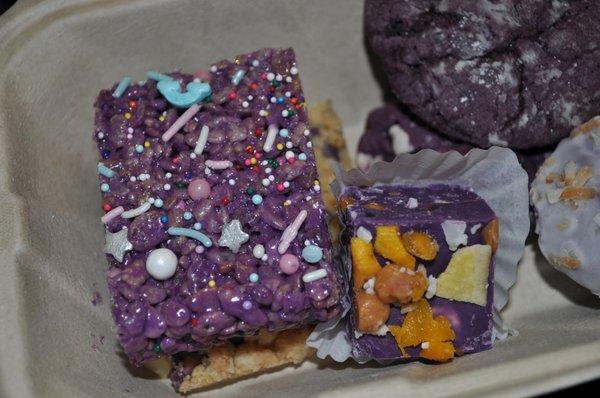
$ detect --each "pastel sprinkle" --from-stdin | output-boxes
[147,71,173,81]
[302,244,323,263]
[100,183,110,192]
[242,300,253,310]
[249,273,259,283]
[101,206,124,224]
[168,227,213,247]
[183,211,193,220]
[263,124,278,152]
[154,198,164,208]
[208,280,216,288]
[302,269,328,283]
[193,222,202,230]
[279,128,289,137]
[162,103,201,142]
[112,76,132,98]
[205,159,233,169]
[252,244,265,259]
[135,144,144,153]
[160,215,169,224]
[157,79,211,108]
[232,69,245,86]
[121,202,151,218]
[278,209,308,254]
[251,194,263,205]
[194,125,209,155]
[298,153,307,161]
[97,163,115,178]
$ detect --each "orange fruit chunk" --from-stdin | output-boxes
[401,231,439,261]
[390,299,432,348]
[421,341,455,362]
[374,226,416,269]
[426,315,456,342]
[351,237,382,289]
[389,299,456,362]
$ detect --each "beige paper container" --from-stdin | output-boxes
[0,1,599,397]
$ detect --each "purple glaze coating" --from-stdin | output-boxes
[340,184,496,362]
[357,103,549,183]
[365,0,600,149]
[94,48,341,366]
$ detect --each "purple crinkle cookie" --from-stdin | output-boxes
[94,48,341,365]
[365,0,600,149]
[357,103,549,183]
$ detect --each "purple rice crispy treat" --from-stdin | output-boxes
[357,103,549,183]
[94,48,341,366]
[365,0,600,149]
[340,184,497,362]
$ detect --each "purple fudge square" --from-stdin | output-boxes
[340,184,496,363]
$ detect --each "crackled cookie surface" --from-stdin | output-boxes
[365,0,600,149]
[531,116,600,296]
[94,48,341,365]
[357,103,549,182]
[340,184,497,362]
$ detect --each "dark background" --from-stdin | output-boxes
[0,0,596,397]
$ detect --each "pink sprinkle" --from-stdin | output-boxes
[278,209,308,254]
[195,245,205,254]
[255,152,263,160]
[288,158,296,164]
[205,159,233,169]
[106,268,121,278]
[244,159,251,166]
[161,104,201,142]
[101,206,124,224]
[276,183,285,192]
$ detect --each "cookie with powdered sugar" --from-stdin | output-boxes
[365,0,600,149]
[530,116,600,296]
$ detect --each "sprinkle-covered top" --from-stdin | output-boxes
[94,48,340,365]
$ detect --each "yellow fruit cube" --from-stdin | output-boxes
[436,244,492,306]
[350,237,382,289]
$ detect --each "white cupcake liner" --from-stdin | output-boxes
[307,147,530,362]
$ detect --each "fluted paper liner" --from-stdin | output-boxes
[307,147,530,362]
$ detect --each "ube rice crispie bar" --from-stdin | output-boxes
[94,48,341,366]
[168,101,352,393]
[339,184,498,362]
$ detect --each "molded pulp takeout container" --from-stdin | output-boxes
[0,1,599,397]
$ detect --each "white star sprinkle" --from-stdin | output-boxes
[103,227,133,262]
[218,219,249,253]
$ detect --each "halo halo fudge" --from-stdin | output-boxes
[94,48,341,366]
[531,116,600,296]
[340,184,498,362]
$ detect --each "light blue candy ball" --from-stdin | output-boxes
[135,144,144,153]
[154,198,164,208]
[193,222,202,230]
[249,273,259,283]
[183,211,193,220]
[302,245,323,264]
[252,194,263,205]
[100,183,110,192]
[279,129,289,137]
[298,153,307,161]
